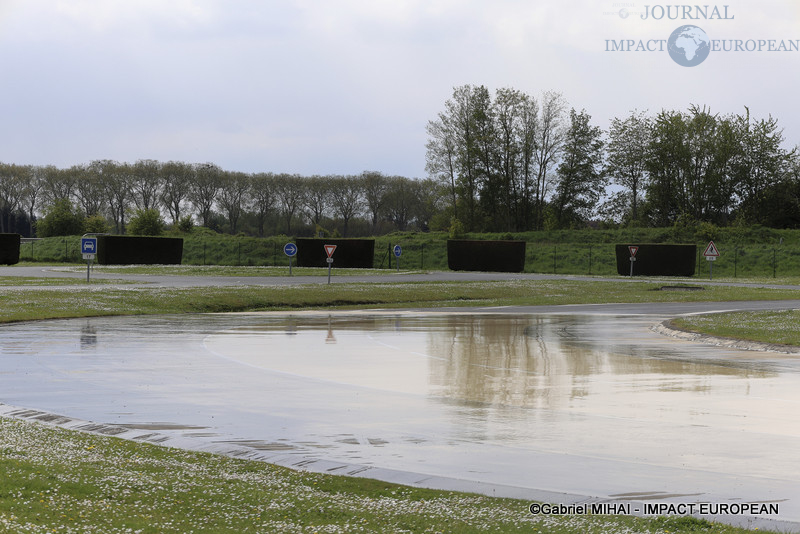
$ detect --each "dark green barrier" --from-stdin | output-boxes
[615,244,696,276]
[97,236,184,265]
[447,240,526,272]
[296,238,375,268]
[0,233,20,265]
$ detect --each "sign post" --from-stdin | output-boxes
[628,245,639,277]
[703,241,720,280]
[393,244,402,272]
[81,236,98,283]
[324,244,337,284]
[283,242,297,276]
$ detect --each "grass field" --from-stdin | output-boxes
[0,273,796,533]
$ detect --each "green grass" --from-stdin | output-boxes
[0,417,761,534]
[47,264,425,277]
[673,309,800,346]
[1,279,799,324]
[0,277,794,533]
[19,228,800,277]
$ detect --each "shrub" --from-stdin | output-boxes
[36,199,85,237]
[128,209,165,236]
[84,214,110,234]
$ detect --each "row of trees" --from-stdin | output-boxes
[426,85,800,231]
[0,161,444,237]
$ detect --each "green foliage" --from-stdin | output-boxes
[127,208,165,236]
[176,215,194,233]
[84,214,110,234]
[449,217,465,239]
[36,199,85,237]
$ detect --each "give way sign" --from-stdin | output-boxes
[324,244,337,258]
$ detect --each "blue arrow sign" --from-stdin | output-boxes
[81,237,97,254]
[393,245,402,257]
[283,243,297,257]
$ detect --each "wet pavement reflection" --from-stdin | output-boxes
[1,311,798,524]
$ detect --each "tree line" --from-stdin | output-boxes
[0,161,442,237]
[426,85,800,231]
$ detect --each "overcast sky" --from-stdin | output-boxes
[0,0,798,178]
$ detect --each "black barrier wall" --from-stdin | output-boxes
[296,238,375,268]
[447,240,526,272]
[97,236,184,265]
[615,244,696,276]
[0,233,21,265]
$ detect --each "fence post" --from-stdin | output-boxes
[773,248,777,278]
[553,245,557,274]
[203,242,206,266]
[421,243,424,270]
[734,246,738,278]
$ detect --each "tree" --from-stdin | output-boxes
[530,91,567,229]
[731,107,793,223]
[273,173,303,235]
[22,166,44,237]
[217,171,251,234]
[606,110,652,223]
[40,165,76,204]
[0,163,26,233]
[425,112,459,218]
[36,199,84,237]
[361,171,388,232]
[160,161,193,225]
[553,109,606,227]
[127,208,165,236]
[131,159,163,211]
[329,175,363,237]
[250,173,276,237]
[74,164,105,217]
[383,176,418,231]
[302,175,331,228]
[92,160,132,234]
[190,163,222,228]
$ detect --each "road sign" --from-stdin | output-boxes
[81,237,97,255]
[283,243,297,257]
[628,245,639,258]
[324,244,337,258]
[703,241,720,258]
[326,257,334,264]
[393,245,402,257]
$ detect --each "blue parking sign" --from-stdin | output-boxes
[81,237,97,254]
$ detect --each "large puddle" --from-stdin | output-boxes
[1,312,798,525]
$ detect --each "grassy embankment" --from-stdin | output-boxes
[19,225,800,278]
[1,262,797,532]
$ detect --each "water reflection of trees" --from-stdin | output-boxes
[425,315,770,408]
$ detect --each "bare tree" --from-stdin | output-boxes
[329,175,363,237]
[23,166,44,236]
[189,163,222,228]
[93,160,133,234]
[273,173,303,235]
[250,172,276,237]
[361,170,388,232]
[302,175,331,228]
[531,91,567,228]
[218,170,251,234]
[74,164,105,216]
[160,161,193,225]
[606,110,652,222]
[131,159,163,211]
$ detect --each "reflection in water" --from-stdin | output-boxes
[424,315,770,408]
[80,323,98,350]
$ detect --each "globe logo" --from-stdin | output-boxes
[668,25,711,67]
[618,8,629,19]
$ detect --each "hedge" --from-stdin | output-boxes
[615,244,696,277]
[447,240,526,272]
[97,236,184,265]
[0,234,20,265]
[295,238,375,268]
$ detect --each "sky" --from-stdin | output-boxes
[0,0,798,178]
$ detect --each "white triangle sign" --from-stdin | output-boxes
[324,244,337,258]
[628,246,639,258]
[703,241,720,257]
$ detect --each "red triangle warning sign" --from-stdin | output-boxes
[703,241,720,257]
[324,244,337,258]
[628,246,639,257]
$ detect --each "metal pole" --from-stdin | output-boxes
[734,246,737,278]
[327,263,332,284]
[709,260,713,281]
[588,245,592,275]
[87,259,91,283]
[289,257,293,276]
